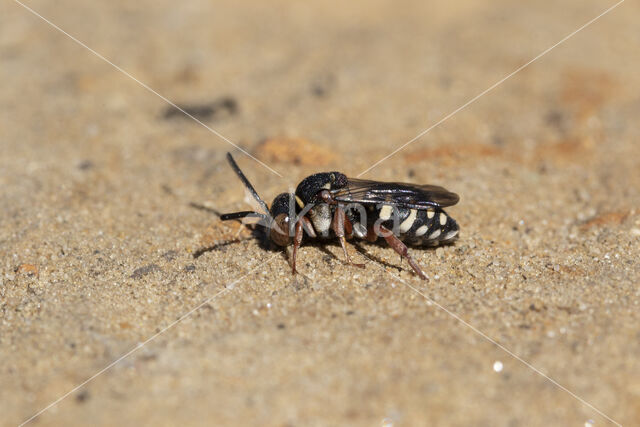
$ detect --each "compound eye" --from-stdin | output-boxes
[270,213,291,246]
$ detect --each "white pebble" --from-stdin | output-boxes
[493,361,503,372]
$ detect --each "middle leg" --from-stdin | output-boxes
[332,206,365,268]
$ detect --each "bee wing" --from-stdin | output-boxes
[331,178,459,209]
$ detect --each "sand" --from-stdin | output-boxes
[1,0,639,425]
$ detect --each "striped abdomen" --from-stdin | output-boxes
[347,204,459,246]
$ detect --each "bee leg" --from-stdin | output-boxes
[300,215,317,238]
[291,219,305,275]
[332,207,365,268]
[379,225,428,280]
[365,226,379,242]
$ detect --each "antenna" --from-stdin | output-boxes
[220,211,268,221]
[226,152,270,214]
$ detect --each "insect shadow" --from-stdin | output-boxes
[189,201,273,258]
[189,201,357,268]
[351,241,408,273]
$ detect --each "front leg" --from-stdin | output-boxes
[332,206,365,268]
[300,215,317,238]
[379,225,428,280]
[291,219,304,275]
[290,216,317,275]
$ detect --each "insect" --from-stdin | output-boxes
[220,153,459,280]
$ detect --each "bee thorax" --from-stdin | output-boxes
[309,204,332,237]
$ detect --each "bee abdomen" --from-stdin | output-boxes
[348,205,459,246]
[403,208,459,246]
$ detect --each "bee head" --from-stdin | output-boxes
[295,172,347,204]
[268,193,296,246]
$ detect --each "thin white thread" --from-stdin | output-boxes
[357,0,625,177]
[13,0,282,178]
[363,252,622,426]
[19,254,279,426]
[12,0,625,424]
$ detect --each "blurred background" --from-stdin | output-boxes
[1,0,639,425]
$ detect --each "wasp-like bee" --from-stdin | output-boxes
[220,153,459,280]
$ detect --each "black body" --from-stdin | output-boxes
[220,153,460,279]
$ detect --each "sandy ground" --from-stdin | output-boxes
[1,0,639,426]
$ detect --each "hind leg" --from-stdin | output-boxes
[379,225,428,280]
[332,206,365,268]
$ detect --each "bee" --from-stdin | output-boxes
[220,153,459,280]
